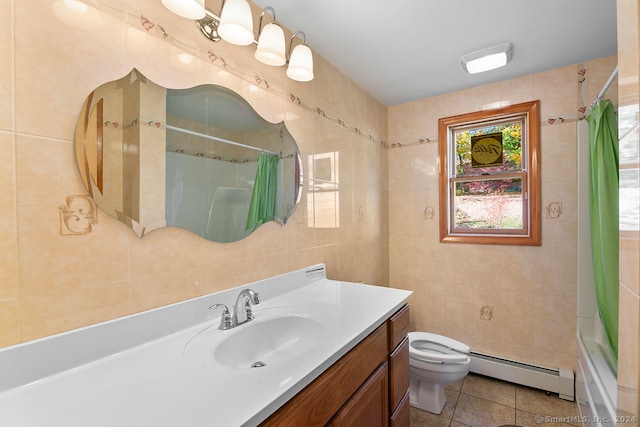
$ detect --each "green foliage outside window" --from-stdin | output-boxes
[455,123,522,177]
[454,123,523,197]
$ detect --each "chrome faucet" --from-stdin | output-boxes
[208,289,261,330]
[232,289,261,326]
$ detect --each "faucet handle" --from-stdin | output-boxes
[244,300,256,321]
[244,290,260,321]
[209,304,233,330]
[241,289,261,304]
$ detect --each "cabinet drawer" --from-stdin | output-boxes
[390,390,410,427]
[388,304,409,351]
[389,336,409,412]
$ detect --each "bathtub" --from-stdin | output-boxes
[576,329,617,426]
[576,121,617,426]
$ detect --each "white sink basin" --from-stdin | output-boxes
[215,316,324,369]
[184,313,326,369]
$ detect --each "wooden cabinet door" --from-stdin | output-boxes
[261,326,388,427]
[328,363,389,427]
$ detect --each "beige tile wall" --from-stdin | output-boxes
[1,4,634,409]
[387,56,619,371]
[616,0,640,422]
[0,0,389,346]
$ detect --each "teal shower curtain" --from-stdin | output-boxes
[246,153,280,231]
[586,99,619,359]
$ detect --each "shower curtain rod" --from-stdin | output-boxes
[591,66,619,107]
[166,124,280,156]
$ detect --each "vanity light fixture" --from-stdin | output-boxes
[162,1,314,82]
[217,0,254,46]
[286,32,314,82]
[461,42,514,74]
[254,7,286,66]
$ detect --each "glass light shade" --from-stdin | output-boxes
[255,23,286,66]
[218,0,254,46]
[161,0,205,20]
[286,44,314,82]
[464,52,508,74]
[461,42,513,74]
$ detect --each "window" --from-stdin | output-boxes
[438,101,541,245]
[307,152,340,228]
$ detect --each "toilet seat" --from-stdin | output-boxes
[408,332,470,364]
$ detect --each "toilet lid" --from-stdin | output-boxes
[408,332,470,364]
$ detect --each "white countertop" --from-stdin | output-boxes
[0,265,411,427]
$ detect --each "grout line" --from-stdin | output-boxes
[458,389,516,409]
[413,373,580,427]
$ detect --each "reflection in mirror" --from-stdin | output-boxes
[307,152,340,228]
[75,69,302,243]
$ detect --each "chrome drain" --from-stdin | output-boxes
[251,361,266,368]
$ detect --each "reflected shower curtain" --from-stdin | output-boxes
[586,99,619,358]
[246,153,280,231]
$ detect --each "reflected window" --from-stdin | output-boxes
[619,104,640,232]
[308,152,339,228]
[620,168,639,232]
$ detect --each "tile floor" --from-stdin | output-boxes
[410,373,582,427]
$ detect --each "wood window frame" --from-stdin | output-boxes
[438,100,541,245]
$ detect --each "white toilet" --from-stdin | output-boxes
[408,332,471,414]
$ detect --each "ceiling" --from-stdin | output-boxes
[251,0,618,106]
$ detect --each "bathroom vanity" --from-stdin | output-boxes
[262,303,410,426]
[0,265,411,426]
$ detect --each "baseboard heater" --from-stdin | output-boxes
[469,352,575,401]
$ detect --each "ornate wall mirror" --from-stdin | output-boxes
[75,69,302,243]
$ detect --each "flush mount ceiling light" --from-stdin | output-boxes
[461,42,514,74]
[163,1,313,82]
